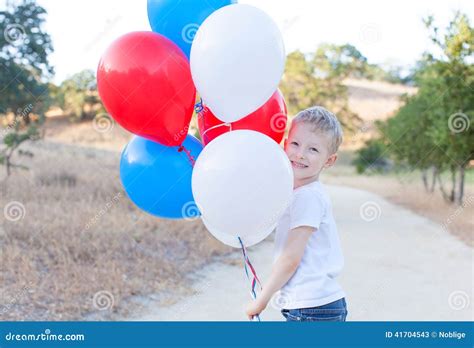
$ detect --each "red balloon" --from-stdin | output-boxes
[97,32,196,146]
[197,90,287,146]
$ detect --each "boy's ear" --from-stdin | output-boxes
[324,153,337,168]
[283,138,287,148]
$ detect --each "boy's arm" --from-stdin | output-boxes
[245,226,314,318]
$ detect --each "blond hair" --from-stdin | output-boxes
[292,106,343,154]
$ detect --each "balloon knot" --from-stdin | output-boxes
[194,98,204,113]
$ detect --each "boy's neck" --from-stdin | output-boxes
[294,175,319,189]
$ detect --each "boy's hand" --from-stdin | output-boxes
[245,298,267,320]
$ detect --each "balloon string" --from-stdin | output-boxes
[178,145,196,167]
[201,122,232,144]
[238,236,263,322]
[195,99,233,144]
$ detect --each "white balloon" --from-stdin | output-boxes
[190,4,285,123]
[192,130,293,248]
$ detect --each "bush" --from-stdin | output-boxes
[352,139,391,174]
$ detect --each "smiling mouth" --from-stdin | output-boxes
[291,161,308,169]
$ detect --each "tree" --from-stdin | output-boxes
[56,69,106,121]
[379,12,473,204]
[279,45,362,133]
[0,0,54,176]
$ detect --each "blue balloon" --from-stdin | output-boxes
[147,0,236,59]
[120,135,203,219]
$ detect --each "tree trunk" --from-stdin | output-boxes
[437,172,451,202]
[430,166,437,193]
[421,169,429,192]
[450,166,456,203]
[457,165,465,205]
[5,158,11,176]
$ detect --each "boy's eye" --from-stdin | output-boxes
[310,147,318,153]
[291,142,298,146]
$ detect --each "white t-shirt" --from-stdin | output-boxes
[273,180,345,309]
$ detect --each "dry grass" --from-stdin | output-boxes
[342,78,417,149]
[42,114,132,151]
[323,157,473,247]
[0,140,230,320]
[343,78,417,122]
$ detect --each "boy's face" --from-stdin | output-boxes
[284,122,337,186]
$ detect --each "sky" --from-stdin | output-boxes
[4,0,473,84]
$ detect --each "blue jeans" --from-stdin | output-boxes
[281,298,348,321]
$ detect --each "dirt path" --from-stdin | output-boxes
[127,185,473,321]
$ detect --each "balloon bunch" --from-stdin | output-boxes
[97,0,293,320]
[97,2,294,316]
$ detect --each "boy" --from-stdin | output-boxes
[245,106,347,321]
